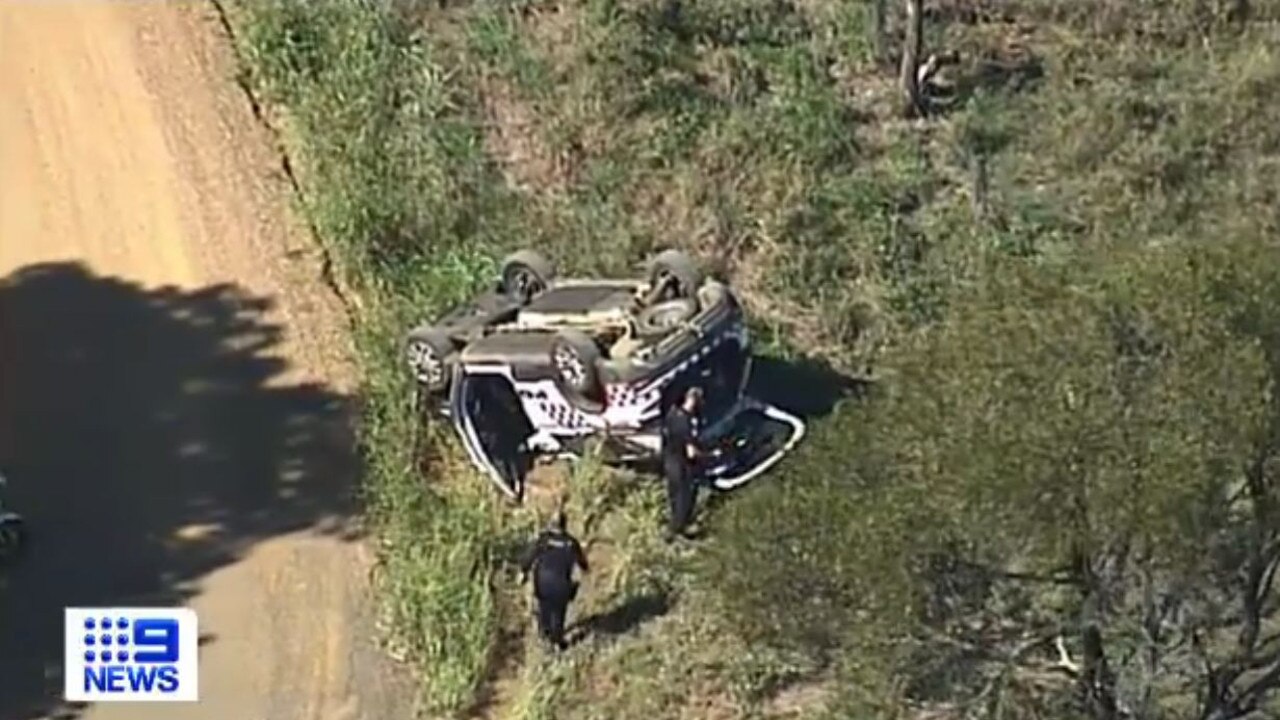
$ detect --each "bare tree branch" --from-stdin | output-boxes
[965,632,1064,716]
[1258,632,1280,657]
[1235,656,1280,714]
[954,558,1080,586]
[1055,634,1082,676]
[899,0,926,119]
[1256,540,1280,615]
[1082,622,1121,720]
[1139,563,1169,717]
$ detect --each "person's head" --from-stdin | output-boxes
[682,386,704,413]
[551,508,567,533]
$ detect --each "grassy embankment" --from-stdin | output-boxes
[229,1,1280,718]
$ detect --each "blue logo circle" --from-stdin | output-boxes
[84,650,95,662]
[100,634,112,646]
[100,616,112,629]
[116,618,129,629]
[84,618,95,630]
[101,650,113,662]
[117,650,129,662]
[117,633,128,645]
[84,634,95,646]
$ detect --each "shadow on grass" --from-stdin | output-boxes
[0,262,360,720]
[747,354,869,421]
[572,589,672,643]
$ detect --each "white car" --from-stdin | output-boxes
[404,249,806,501]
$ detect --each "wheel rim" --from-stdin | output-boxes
[653,269,676,298]
[653,267,692,301]
[407,341,443,387]
[647,302,690,330]
[553,345,587,389]
[509,267,544,302]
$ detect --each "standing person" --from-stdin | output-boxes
[661,386,705,542]
[519,509,588,651]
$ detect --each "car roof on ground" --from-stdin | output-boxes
[460,331,558,365]
[525,284,634,315]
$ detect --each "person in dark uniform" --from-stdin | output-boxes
[519,509,589,650]
[661,386,705,541]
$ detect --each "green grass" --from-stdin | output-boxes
[228,0,1280,717]
[231,1,518,711]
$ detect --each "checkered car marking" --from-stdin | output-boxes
[512,323,748,434]
[599,324,747,424]
[632,325,744,397]
[537,400,587,429]
[605,383,652,407]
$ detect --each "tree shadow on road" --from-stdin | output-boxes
[0,263,361,720]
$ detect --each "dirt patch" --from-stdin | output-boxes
[525,459,572,514]
[465,583,529,720]
[481,76,578,196]
[522,2,582,75]
[0,2,413,718]
[764,676,836,718]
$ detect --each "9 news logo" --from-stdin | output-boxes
[63,607,199,702]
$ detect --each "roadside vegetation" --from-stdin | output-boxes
[229,0,1280,718]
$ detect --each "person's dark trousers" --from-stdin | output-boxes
[664,457,697,537]
[534,581,575,650]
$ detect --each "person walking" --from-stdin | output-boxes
[519,509,588,650]
[661,386,705,541]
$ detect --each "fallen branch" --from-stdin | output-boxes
[1055,634,1082,676]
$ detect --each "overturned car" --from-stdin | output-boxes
[404,249,805,500]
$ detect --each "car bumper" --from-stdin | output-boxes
[698,398,806,490]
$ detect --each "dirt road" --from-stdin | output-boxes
[0,2,413,718]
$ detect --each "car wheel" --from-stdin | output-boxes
[405,326,455,393]
[647,249,702,301]
[551,329,603,410]
[501,250,556,305]
[635,298,698,339]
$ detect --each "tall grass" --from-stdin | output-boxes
[233,1,518,712]
[228,0,1280,717]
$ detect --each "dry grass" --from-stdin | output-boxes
[233,0,1280,717]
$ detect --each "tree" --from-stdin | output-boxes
[708,239,1280,719]
[899,0,925,118]
[897,0,958,119]
[877,243,1280,718]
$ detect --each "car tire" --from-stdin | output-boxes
[551,329,604,411]
[635,297,698,339]
[648,249,702,301]
[501,250,556,305]
[405,326,456,394]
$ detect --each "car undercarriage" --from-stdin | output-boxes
[405,249,806,500]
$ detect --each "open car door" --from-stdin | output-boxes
[699,400,806,491]
[449,370,534,500]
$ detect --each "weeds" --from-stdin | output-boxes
[230,0,1280,717]
[234,1,516,712]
